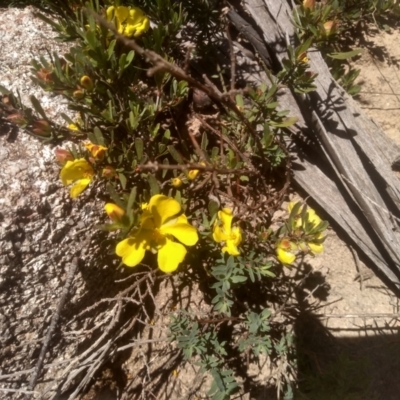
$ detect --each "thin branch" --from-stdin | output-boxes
[27,256,79,393]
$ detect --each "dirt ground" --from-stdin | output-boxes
[1,5,400,400]
[294,18,400,400]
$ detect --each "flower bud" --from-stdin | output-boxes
[36,68,53,83]
[6,112,27,127]
[32,120,51,136]
[188,162,206,181]
[171,177,183,188]
[80,75,94,91]
[73,90,85,99]
[102,166,117,179]
[188,169,199,180]
[54,148,73,164]
[323,20,338,35]
[105,203,125,222]
[303,0,315,9]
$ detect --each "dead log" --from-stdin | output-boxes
[229,0,400,288]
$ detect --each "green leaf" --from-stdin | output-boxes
[208,200,219,218]
[0,84,11,95]
[148,174,160,196]
[135,138,144,161]
[93,126,104,145]
[30,95,47,119]
[327,49,363,60]
[168,145,184,164]
[271,116,298,128]
[347,85,361,96]
[126,186,137,212]
[118,173,127,190]
[106,183,125,208]
[231,275,247,283]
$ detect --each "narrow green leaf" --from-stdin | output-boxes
[135,138,144,161]
[118,173,127,189]
[30,95,47,119]
[328,49,363,60]
[148,174,160,196]
[126,186,137,212]
[93,126,104,145]
[168,145,184,163]
[106,183,124,208]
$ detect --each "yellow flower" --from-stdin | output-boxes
[84,142,108,159]
[60,158,94,198]
[105,203,125,222]
[288,202,321,228]
[308,233,324,253]
[213,208,242,256]
[276,238,297,265]
[116,195,198,273]
[106,5,150,38]
[277,247,296,265]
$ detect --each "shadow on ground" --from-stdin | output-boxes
[293,312,400,400]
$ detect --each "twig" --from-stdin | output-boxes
[27,256,79,393]
[225,23,236,94]
[137,161,257,175]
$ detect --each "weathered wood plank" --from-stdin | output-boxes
[237,0,400,287]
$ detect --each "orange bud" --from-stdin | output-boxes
[32,120,51,136]
[102,166,117,179]
[105,203,125,222]
[323,20,338,35]
[6,112,27,126]
[36,68,54,83]
[54,148,73,164]
[80,75,94,91]
[303,0,315,9]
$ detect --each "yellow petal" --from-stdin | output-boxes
[231,226,242,247]
[308,242,324,253]
[213,225,228,242]
[307,209,321,227]
[219,208,233,233]
[148,195,181,227]
[105,203,125,221]
[132,18,150,37]
[60,158,94,185]
[277,248,296,265]
[287,201,299,213]
[157,238,187,273]
[106,6,115,21]
[160,214,198,246]
[115,6,130,23]
[116,235,147,267]
[70,178,91,198]
[222,239,240,256]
